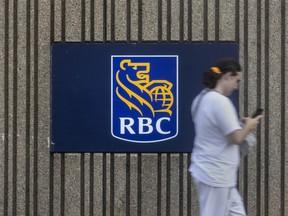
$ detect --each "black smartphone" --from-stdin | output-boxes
[252,108,264,118]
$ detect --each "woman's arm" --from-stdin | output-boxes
[227,116,262,145]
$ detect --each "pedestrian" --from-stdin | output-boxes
[189,58,262,216]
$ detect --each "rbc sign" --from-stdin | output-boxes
[51,43,239,153]
[111,56,178,143]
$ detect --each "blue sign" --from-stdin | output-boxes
[51,43,239,153]
[111,56,178,143]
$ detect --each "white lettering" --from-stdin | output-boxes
[156,117,171,134]
[120,118,135,134]
[138,117,153,134]
[119,117,171,135]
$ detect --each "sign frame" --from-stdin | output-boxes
[51,42,239,153]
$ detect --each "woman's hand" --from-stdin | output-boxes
[241,115,263,130]
[227,115,263,144]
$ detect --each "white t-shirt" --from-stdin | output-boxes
[189,90,242,187]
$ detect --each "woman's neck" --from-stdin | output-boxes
[214,86,227,96]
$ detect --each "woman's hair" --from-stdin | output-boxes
[202,58,242,89]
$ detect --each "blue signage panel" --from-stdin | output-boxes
[111,56,178,143]
[51,43,238,153]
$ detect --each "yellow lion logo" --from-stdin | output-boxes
[115,59,174,117]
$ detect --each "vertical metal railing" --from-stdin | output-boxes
[3,1,10,215]
[25,0,31,215]
[280,1,286,216]
[264,0,270,215]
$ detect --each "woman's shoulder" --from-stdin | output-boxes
[206,91,231,106]
[206,90,226,100]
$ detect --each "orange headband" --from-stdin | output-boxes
[210,67,221,74]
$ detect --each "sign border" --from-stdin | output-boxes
[111,55,179,143]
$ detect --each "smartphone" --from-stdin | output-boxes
[252,108,264,118]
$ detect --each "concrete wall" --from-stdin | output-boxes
[0,0,287,215]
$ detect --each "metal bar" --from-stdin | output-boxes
[179,30,185,216]
[33,0,39,214]
[215,0,219,41]
[111,0,115,42]
[90,0,94,41]
[60,154,65,216]
[49,1,55,215]
[61,0,66,41]
[235,0,239,42]
[103,0,107,42]
[110,154,115,216]
[102,153,107,216]
[80,1,86,215]
[280,0,286,215]
[188,0,192,42]
[60,2,65,214]
[89,3,95,215]
[138,0,142,41]
[126,154,131,216]
[187,1,193,214]
[179,154,184,216]
[203,0,208,41]
[25,0,31,215]
[12,0,18,214]
[158,0,162,42]
[264,0,270,215]
[137,153,142,216]
[127,0,131,42]
[166,154,171,216]
[49,153,54,216]
[81,0,86,42]
[89,154,94,216]
[243,0,249,209]
[179,0,184,42]
[3,0,9,215]
[167,0,171,41]
[157,153,162,216]
[80,154,85,216]
[187,154,191,216]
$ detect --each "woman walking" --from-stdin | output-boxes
[189,58,262,216]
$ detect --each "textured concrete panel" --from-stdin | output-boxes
[130,0,139,41]
[191,0,204,41]
[113,154,127,216]
[114,0,127,41]
[66,0,82,41]
[15,1,28,214]
[141,154,158,215]
[142,0,158,41]
[170,0,181,41]
[52,153,63,215]
[65,155,82,215]
[38,1,52,214]
[267,1,282,215]
[94,0,105,41]
[93,153,104,216]
[243,1,259,215]
[85,0,91,41]
[219,0,236,41]
[1,0,288,215]
[207,0,216,41]
[169,154,180,215]
[54,0,63,41]
[129,153,140,215]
